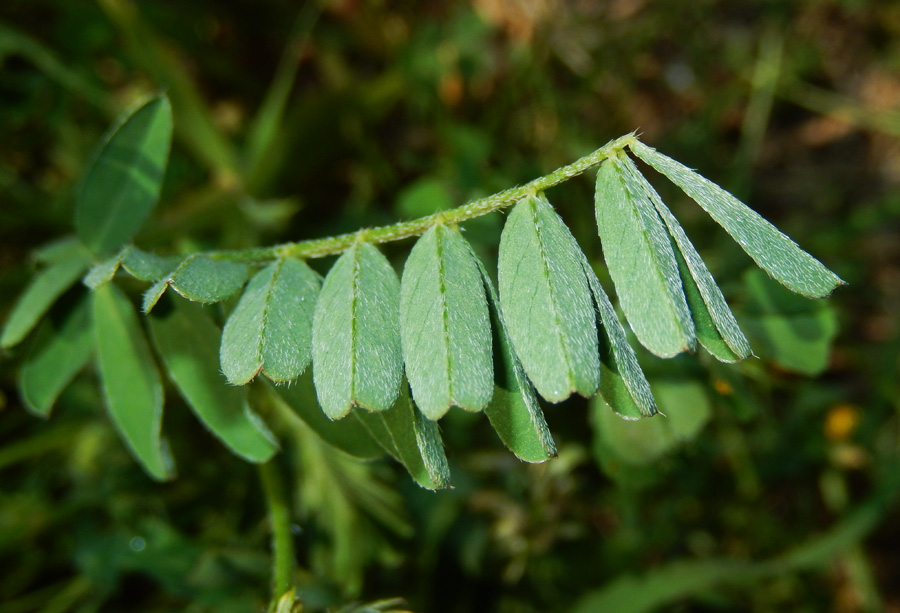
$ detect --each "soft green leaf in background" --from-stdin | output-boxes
[498,193,600,402]
[149,297,278,463]
[580,256,657,419]
[594,156,695,358]
[92,284,173,480]
[312,243,403,419]
[75,95,173,255]
[1,240,91,349]
[168,255,250,303]
[221,258,321,384]
[471,247,556,462]
[630,141,845,298]
[737,269,839,375]
[400,225,493,419]
[19,295,93,417]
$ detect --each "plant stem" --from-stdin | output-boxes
[258,461,295,611]
[214,133,638,262]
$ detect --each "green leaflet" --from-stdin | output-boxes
[20,295,94,417]
[121,246,181,281]
[83,254,122,289]
[625,159,752,361]
[221,258,321,384]
[580,256,657,419]
[142,278,169,313]
[630,140,845,298]
[356,385,452,490]
[266,377,384,461]
[738,269,838,376]
[595,156,695,358]
[92,284,173,480]
[168,255,250,303]
[312,243,403,419]
[468,244,556,462]
[400,225,493,420]
[498,193,600,402]
[148,297,278,463]
[1,242,91,349]
[75,95,173,255]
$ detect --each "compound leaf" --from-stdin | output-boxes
[312,243,403,419]
[469,246,555,462]
[20,295,94,417]
[149,297,278,463]
[580,256,657,419]
[1,242,91,349]
[498,193,600,402]
[630,140,844,298]
[595,156,695,357]
[169,255,250,303]
[92,284,172,480]
[400,225,493,420]
[221,258,320,385]
[75,94,173,255]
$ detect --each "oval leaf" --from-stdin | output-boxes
[630,140,845,298]
[75,95,173,255]
[580,256,657,419]
[468,245,556,462]
[595,156,695,357]
[92,284,173,480]
[121,246,181,281]
[400,225,493,420]
[1,243,91,349]
[221,258,321,384]
[148,297,278,463]
[169,255,250,303]
[312,243,403,419]
[498,193,600,402]
[20,295,94,418]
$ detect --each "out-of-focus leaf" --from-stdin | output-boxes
[92,284,173,480]
[1,242,91,349]
[594,156,695,357]
[498,193,600,402]
[266,377,384,461]
[32,236,92,265]
[75,95,173,255]
[168,255,250,303]
[221,258,320,384]
[630,140,845,298]
[738,269,839,375]
[580,256,657,419]
[20,295,93,417]
[400,225,493,419]
[312,243,403,419]
[356,385,452,490]
[83,254,122,289]
[120,246,181,281]
[468,245,555,462]
[593,380,710,466]
[148,297,278,463]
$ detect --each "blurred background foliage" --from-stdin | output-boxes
[1,0,899,611]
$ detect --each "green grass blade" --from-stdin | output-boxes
[469,245,556,462]
[580,256,657,419]
[221,259,320,384]
[75,95,172,255]
[400,225,493,420]
[595,157,695,357]
[92,284,173,480]
[312,243,403,419]
[498,194,600,402]
[168,255,250,303]
[630,140,845,298]
[20,296,94,418]
[1,245,91,349]
[148,297,278,463]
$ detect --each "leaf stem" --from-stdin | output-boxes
[258,460,295,611]
[214,133,638,262]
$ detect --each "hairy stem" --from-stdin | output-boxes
[258,461,295,611]
[214,133,638,263]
